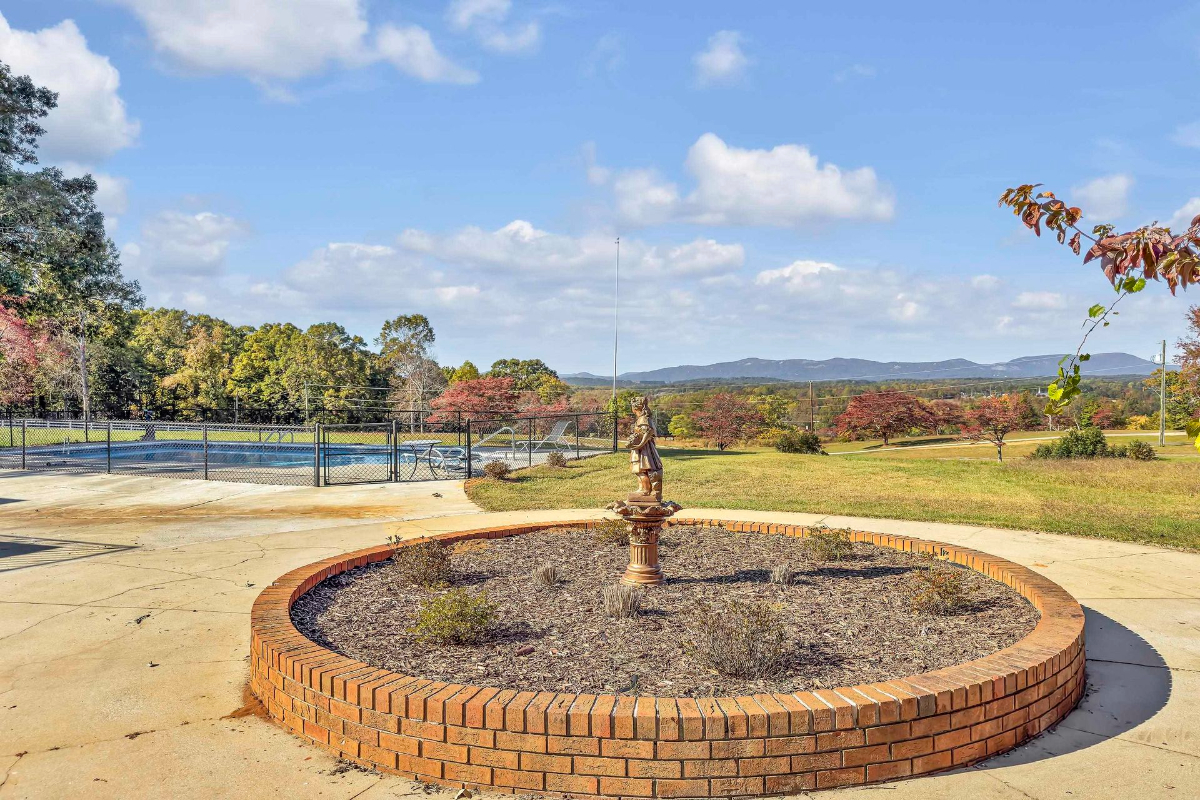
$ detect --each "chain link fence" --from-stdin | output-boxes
[0,411,618,487]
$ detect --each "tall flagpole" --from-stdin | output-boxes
[612,237,620,406]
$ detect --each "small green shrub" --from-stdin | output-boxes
[545,451,569,468]
[694,601,789,679]
[482,460,512,479]
[602,584,643,618]
[907,564,974,615]
[533,564,560,587]
[803,526,854,562]
[774,429,827,455]
[410,589,497,645]
[391,537,453,587]
[593,517,630,546]
[1123,439,1158,461]
[1030,427,1112,459]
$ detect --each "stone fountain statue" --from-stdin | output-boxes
[608,396,681,585]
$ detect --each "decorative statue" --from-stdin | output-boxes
[626,395,664,501]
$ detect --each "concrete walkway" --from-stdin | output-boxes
[0,472,1196,799]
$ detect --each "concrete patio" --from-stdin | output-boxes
[0,471,1196,799]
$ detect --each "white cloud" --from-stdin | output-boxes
[1013,291,1066,310]
[112,0,476,88]
[581,142,611,186]
[1071,174,1133,220]
[446,0,540,55]
[584,33,623,76]
[754,260,843,289]
[124,211,250,281]
[375,24,480,84]
[834,63,875,82]
[60,163,129,227]
[0,13,139,163]
[1168,198,1200,230]
[611,133,894,227]
[1171,121,1200,148]
[693,30,749,86]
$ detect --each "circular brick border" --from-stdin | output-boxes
[250,519,1085,797]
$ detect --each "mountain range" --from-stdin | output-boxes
[563,353,1164,385]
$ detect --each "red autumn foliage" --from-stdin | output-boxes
[835,391,934,446]
[428,377,520,420]
[963,395,1026,461]
[0,299,38,405]
[691,393,764,450]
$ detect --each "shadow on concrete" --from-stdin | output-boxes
[973,607,1170,771]
[0,534,137,572]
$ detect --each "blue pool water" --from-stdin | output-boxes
[26,442,389,468]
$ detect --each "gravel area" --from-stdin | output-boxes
[292,526,1040,697]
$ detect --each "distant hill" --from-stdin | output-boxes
[563,353,1163,386]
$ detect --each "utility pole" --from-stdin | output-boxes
[1160,339,1167,447]
[808,382,815,431]
[612,237,620,408]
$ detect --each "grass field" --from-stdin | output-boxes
[467,448,1200,551]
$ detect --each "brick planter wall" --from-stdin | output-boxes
[250,519,1085,797]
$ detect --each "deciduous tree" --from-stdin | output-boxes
[691,393,763,450]
[963,395,1025,461]
[429,377,520,419]
[835,391,933,446]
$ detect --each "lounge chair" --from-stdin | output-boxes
[515,419,572,453]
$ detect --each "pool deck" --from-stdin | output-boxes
[0,471,1197,799]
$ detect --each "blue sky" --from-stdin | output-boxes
[4,1,1199,373]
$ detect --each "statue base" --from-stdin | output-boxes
[607,495,682,586]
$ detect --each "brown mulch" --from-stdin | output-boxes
[291,526,1040,697]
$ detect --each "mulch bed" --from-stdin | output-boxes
[292,526,1040,697]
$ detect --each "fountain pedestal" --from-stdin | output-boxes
[608,494,681,586]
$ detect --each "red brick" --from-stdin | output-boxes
[602,738,655,758]
[842,744,890,767]
[791,752,841,772]
[817,766,865,789]
[656,778,710,797]
[710,776,764,796]
[953,741,987,765]
[910,713,951,737]
[421,739,468,763]
[379,731,420,755]
[765,773,816,793]
[737,756,789,776]
[816,729,865,751]
[912,750,952,774]
[574,756,626,777]
[764,735,815,756]
[658,740,711,759]
[600,777,655,797]
[520,752,572,774]
[493,768,544,791]
[443,762,491,785]
[495,731,546,753]
[468,747,518,769]
[628,759,682,779]
[682,759,738,778]
[547,735,599,755]
[933,728,971,751]
[447,727,493,748]
[545,772,597,794]
[866,722,911,745]
[867,760,912,781]
[890,736,933,759]
[712,738,765,759]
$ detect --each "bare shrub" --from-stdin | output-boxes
[410,589,497,645]
[694,600,789,679]
[482,460,511,479]
[593,517,630,546]
[545,451,569,468]
[602,584,642,618]
[769,564,795,585]
[908,564,975,615]
[390,537,452,588]
[803,526,854,562]
[533,564,560,587]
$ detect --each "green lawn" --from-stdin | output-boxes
[467,449,1200,551]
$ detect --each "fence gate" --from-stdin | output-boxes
[320,423,393,485]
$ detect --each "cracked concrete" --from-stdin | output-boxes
[1,471,1197,798]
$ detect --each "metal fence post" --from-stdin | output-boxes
[612,409,619,452]
[202,424,209,480]
[106,422,112,474]
[466,419,473,479]
[575,413,580,461]
[390,419,398,482]
[313,423,321,487]
[528,417,533,468]
[21,419,26,469]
